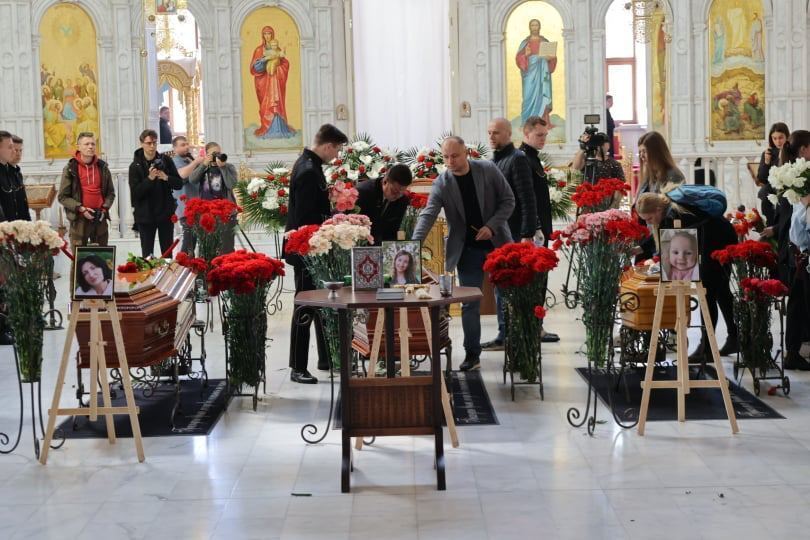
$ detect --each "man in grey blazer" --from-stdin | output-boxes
[412,136,516,371]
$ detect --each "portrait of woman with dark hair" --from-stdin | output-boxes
[74,253,114,298]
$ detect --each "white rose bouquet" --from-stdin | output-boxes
[767,158,810,205]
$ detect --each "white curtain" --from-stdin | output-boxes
[352,0,452,150]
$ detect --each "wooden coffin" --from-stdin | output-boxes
[619,268,678,331]
[75,263,196,369]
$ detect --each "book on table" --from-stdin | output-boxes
[375,288,405,301]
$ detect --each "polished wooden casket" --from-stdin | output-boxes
[75,263,196,369]
[620,267,678,331]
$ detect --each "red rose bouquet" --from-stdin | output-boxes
[711,240,780,376]
[206,250,285,390]
[570,178,629,213]
[552,209,649,367]
[484,243,559,382]
[399,190,429,240]
[184,198,241,264]
[235,161,291,232]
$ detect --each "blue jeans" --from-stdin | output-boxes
[456,246,490,357]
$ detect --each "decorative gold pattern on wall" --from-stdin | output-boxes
[39,3,100,159]
[650,7,670,137]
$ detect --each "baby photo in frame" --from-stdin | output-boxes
[382,240,422,286]
[73,246,116,300]
[660,228,700,282]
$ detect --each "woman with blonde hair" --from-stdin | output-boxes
[636,189,738,361]
[637,131,684,198]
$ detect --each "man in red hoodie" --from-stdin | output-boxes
[58,132,116,247]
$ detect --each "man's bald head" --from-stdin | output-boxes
[487,117,512,151]
[441,136,470,176]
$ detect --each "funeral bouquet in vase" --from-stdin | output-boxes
[570,178,629,213]
[551,209,649,367]
[0,220,64,382]
[546,167,582,221]
[207,250,285,388]
[711,240,783,374]
[183,197,241,265]
[235,161,290,231]
[483,242,559,382]
[399,190,429,240]
[284,214,374,367]
[767,158,810,204]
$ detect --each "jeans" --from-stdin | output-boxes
[456,245,491,357]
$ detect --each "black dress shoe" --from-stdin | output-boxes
[784,353,810,371]
[541,331,560,343]
[459,355,481,371]
[481,339,504,351]
[0,331,14,346]
[290,369,318,384]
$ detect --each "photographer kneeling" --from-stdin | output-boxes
[572,131,625,183]
[186,141,238,254]
[58,132,115,248]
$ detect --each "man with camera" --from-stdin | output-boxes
[572,121,625,183]
[171,136,205,253]
[129,129,183,257]
[186,141,238,254]
[58,132,116,248]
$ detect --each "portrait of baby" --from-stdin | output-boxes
[660,229,700,282]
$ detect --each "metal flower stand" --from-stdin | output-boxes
[732,297,789,396]
[501,305,544,401]
[0,342,65,458]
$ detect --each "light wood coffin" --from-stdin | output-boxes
[75,263,196,369]
[619,267,678,331]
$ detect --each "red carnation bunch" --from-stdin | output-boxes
[740,277,788,300]
[710,240,776,269]
[184,197,240,229]
[483,242,558,288]
[175,251,208,275]
[570,178,629,212]
[283,224,320,257]
[405,191,429,209]
[207,250,286,296]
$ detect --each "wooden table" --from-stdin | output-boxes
[294,285,482,493]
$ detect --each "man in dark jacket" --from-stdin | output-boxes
[521,116,559,343]
[128,129,182,257]
[356,163,412,244]
[58,132,116,247]
[285,124,348,384]
[481,117,537,351]
[0,131,30,222]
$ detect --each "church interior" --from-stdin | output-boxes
[2,0,810,538]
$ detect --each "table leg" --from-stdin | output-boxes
[431,306,446,490]
[339,309,352,492]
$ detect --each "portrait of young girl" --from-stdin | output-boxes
[73,248,115,299]
[382,241,421,285]
[661,229,700,282]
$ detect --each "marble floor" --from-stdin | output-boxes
[2,240,810,539]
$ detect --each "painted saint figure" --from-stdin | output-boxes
[712,19,725,65]
[750,12,764,62]
[515,18,557,124]
[250,25,296,139]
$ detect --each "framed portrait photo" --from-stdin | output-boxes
[382,240,422,286]
[659,228,700,283]
[73,246,116,300]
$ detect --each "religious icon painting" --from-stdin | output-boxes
[240,7,304,152]
[73,246,116,300]
[352,247,383,291]
[382,241,422,286]
[659,228,701,283]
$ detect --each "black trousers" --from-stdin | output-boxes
[786,262,810,355]
[138,220,175,258]
[289,265,328,371]
[703,261,738,338]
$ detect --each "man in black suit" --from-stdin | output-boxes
[520,116,559,343]
[356,163,412,244]
[606,94,616,158]
[285,124,348,384]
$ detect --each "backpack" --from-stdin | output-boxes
[666,185,727,217]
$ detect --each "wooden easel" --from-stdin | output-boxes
[40,299,145,464]
[637,280,739,435]
[355,307,459,449]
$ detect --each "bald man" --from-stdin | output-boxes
[412,136,515,371]
[482,117,537,351]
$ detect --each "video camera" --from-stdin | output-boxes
[579,114,607,157]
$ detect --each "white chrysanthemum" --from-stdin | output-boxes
[549,188,564,203]
[272,167,289,176]
[262,192,279,210]
[246,177,266,195]
[347,169,360,181]
[352,141,370,152]
[360,155,373,166]
[549,168,567,182]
